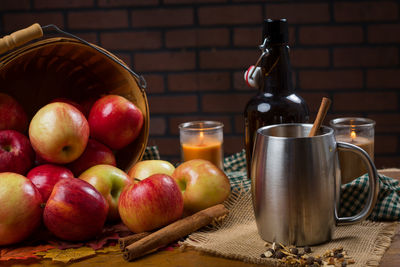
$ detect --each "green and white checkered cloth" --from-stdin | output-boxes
[143,146,400,221]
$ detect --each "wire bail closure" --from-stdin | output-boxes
[244,38,269,88]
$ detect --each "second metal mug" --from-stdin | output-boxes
[251,123,379,246]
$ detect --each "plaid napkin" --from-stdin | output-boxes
[143,146,400,221]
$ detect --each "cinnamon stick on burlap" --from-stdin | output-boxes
[119,232,151,250]
[123,204,229,261]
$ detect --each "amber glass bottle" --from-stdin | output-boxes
[244,19,309,177]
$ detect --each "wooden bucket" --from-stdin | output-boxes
[0,24,149,172]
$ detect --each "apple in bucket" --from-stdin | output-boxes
[29,102,89,164]
[88,94,143,150]
[0,130,35,174]
[127,160,175,181]
[118,174,183,233]
[0,172,43,246]
[27,164,74,202]
[172,159,231,214]
[0,93,28,133]
[44,178,108,241]
[79,164,131,221]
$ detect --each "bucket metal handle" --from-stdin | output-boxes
[0,23,147,90]
[0,23,43,55]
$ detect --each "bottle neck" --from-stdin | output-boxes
[259,43,294,95]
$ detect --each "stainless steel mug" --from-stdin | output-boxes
[251,123,379,246]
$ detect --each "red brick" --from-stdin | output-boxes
[0,0,30,10]
[200,49,258,69]
[101,31,162,50]
[368,114,400,133]
[368,24,400,43]
[165,0,227,3]
[291,49,330,67]
[299,70,363,90]
[35,0,93,8]
[148,95,198,114]
[224,136,245,155]
[149,137,180,156]
[134,51,196,72]
[334,47,398,67]
[375,135,398,154]
[169,116,232,135]
[234,27,261,47]
[198,5,262,25]
[144,74,165,94]
[334,1,398,22]
[234,115,244,134]
[166,28,229,48]
[131,8,193,28]
[202,93,252,113]
[98,0,158,6]
[367,69,400,89]
[3,13,64,33]
[68,10,128,30]
[266,3,330,23]
[302,92,333,113]
[299,26,363,45]
[74,32,98,44]
[333,92,397,111]
[113,52,132,68]
[233,71,252,91]
[375,156,400,169]
[149,117,167,136]
[168,72,230,92]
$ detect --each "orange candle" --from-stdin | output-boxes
[179,121,224,169]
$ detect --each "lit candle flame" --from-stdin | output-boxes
[350,130,357,140]
[199,131,204,145]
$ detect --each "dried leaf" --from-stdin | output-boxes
[96,245,120,253]
[86,231,119,250]
[39,247,96,263]
[0,244,55,261]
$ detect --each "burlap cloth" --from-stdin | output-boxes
[180,189,399,266]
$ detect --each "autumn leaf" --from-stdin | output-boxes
[0,244,55,261]
[37,247,96,263]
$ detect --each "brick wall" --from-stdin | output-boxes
[1,0,400,169]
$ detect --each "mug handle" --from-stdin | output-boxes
[335,141,380,225]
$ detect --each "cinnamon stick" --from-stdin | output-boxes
[308,97,331,137]
[123,204,229,261]
[118,231,151,250]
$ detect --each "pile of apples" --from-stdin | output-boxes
[0,93,231,246]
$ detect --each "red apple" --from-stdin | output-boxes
[118,174,183,233]
[27,164,74,202]
[127,160,175,181]
[0,93,28,133]
[29,102,90,164]
[51,98,86,117]
[79,164,131,221]
[0,172,43,246]
[0,130,35,174]
[88,95,143,150]
[68,139,116,176]
[172,159,231,214]
[44,178,108,241]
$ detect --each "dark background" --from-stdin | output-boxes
[1,0,400,168]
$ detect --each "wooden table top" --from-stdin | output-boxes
[4,169,400,267]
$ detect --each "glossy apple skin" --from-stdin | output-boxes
[88,95,143,150]
[27,164,74,202]
[51,98,87,117]
[118,174,183,233]
[172,159,231,214]
[44,178,108,241]
[29,102,90,164]
[127,160,175,181]
[0,172,43,246]
[0,93,28,133]
[79,164,131,221]
[0,130,35,174]
[68,139,116,176]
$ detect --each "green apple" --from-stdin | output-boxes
[79,164,131,221]
[172,159,231,214]
[127,160,175,181]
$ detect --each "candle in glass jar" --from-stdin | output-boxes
[336,131,374,183]
[179,121,224,169]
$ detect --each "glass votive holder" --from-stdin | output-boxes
[330,117,375,184]
[179,121,224,169]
